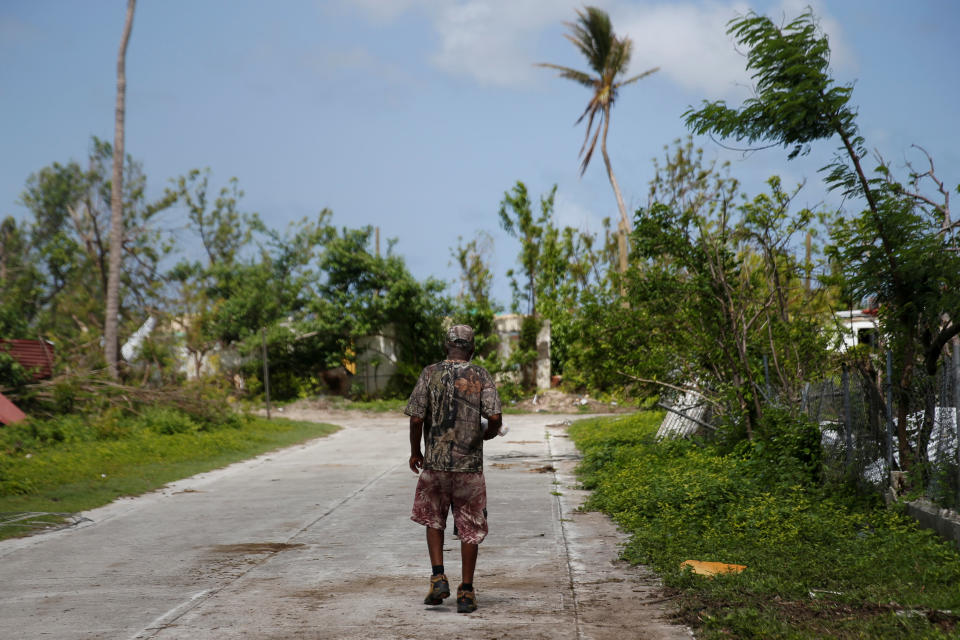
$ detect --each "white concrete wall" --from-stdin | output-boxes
[356,327,398,395]
[493,314,551,390]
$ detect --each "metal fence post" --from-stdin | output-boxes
[842,364,853,473]
[954,342,959,509]
[886,350,895,476]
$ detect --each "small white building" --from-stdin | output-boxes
[493,314,551,390]
[834,309,879,351]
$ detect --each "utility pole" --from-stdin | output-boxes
[262,327,271,420]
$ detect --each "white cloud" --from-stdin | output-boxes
[615,2,753,98]
[345,0,588,87]
[344,0,854,94]
[429,0,580,87]
[338,0,443,23]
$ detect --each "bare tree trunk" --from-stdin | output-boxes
[105,0,136,379]
[600,107,630,279]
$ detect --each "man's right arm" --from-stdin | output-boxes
[409,416,424,474]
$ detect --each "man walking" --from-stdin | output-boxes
[406,324,502,613]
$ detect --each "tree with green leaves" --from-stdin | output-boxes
[13,140,174,368]
[684,8,959,466]
[498,182,555,315]
[538,6,658,279]
[498,179,611,382]
[450,232,501,363]
[171,169,261,267]
[566,139,832,437]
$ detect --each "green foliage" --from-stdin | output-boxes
[499,181,556,315]
[570,413,960,638]
[5,138,175,371]
[498,179,613,384]
[0,352,31,390]
[569,140,832,436]
[684,9,856,161]
[683,6,959,467]
[450,232,501,362]
[733,407,823,485]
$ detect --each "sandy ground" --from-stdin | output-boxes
[0,410,691,640]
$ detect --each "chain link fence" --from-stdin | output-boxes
[800,347,960,510]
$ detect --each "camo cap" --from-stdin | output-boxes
[445,324,475,350]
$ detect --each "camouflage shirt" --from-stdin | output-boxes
[404,360,502,473]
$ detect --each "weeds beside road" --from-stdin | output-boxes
[0,407,337,540]
[570,412,960,639]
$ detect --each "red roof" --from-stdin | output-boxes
[0,391,26,424]
[0,339,55,380]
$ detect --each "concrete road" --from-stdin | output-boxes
[0,412,690,640]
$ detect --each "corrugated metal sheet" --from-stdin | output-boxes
[0,339,55,380]
[0,391,27,424]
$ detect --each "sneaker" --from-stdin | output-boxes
[423,573,450,605]
[456,585,477,613]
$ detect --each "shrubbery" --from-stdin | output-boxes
[570,412,960,638]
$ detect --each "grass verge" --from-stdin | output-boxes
[0,413,338,541]
[569,412,960,639]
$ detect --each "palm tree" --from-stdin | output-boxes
[538,6,658,278]
[105,0,136,379]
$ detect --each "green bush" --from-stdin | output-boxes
[138,406,200,435]
[569,412,960,639]
[0,352,31,389]
[734,407,823,486]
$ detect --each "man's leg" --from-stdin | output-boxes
[460,541,478,585]
[423,526,450,604]
[426,526,444,566]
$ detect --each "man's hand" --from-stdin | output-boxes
[483,413,503,440]
[409,451,424,474]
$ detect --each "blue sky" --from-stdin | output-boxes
[1,0,957,307]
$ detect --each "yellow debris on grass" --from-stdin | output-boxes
[681,560,747,576]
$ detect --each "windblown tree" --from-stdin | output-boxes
[538,6,658,279]
[684,9,960,468]
[105,0,137,378]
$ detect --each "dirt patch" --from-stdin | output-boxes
[210,542,304,554]
[529,465,556,473]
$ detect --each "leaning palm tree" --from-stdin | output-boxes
[538,6,658,278]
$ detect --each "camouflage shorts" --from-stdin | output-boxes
[411,470,488,544]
